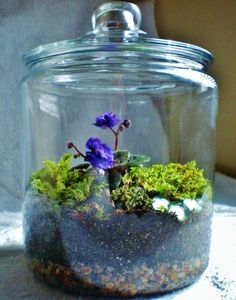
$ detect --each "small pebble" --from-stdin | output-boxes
[28,258,206,296]
[80,267,92,275]
[105,282,114,289]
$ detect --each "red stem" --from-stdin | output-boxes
[109,127,119,151]
[72,144,85,158]
[114,135,119,151]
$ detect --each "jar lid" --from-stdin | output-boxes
[23,1,213,69]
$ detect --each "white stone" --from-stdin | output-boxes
[152,197,170,211]
[183,199,202,212]
[169,204,187,222]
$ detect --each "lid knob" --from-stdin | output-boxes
[92,2,142,31]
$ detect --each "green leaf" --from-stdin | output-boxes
[113,152,151,168]
[108,169,123,190]
[113,150,130,163]
[126,154,151,167]
[71,163,90,171]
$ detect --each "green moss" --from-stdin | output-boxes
[91,181,108,198]
[31,153,94,207]
[31,154,211,216]
[96,206,111,220]
[112,161,211,210]
[112,186,152,210]
[75,205,90,213]
[75,203,110,221]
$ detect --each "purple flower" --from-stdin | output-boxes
[84,138,114,169]
[93,112,120,129]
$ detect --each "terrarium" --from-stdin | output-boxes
[21,2,218,297]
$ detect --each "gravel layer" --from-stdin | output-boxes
[28,257,208,297]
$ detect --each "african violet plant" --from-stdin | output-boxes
[31,112,212,222]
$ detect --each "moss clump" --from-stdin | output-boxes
[31,153,94,207]
[112,186,152,210]
[31,154,211,216]
[112,161,211,210]
[75,203,110,220]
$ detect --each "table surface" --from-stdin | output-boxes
[0,172,236,300]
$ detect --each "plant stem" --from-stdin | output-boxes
[109,127,119,151]
[114,135,119,151]
[71,143,85,158]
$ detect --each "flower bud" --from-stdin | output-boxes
[67,141,74,149]
[123,119,132,128]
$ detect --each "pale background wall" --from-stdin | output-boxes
[154,0,236,177]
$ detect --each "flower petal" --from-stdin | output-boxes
[93,112,120,129]
[84,138,114,170]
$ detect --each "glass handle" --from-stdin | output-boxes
[92,1,142,31]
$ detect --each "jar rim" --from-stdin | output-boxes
[23,36,213,69]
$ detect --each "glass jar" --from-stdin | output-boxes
[21,2,218,297]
